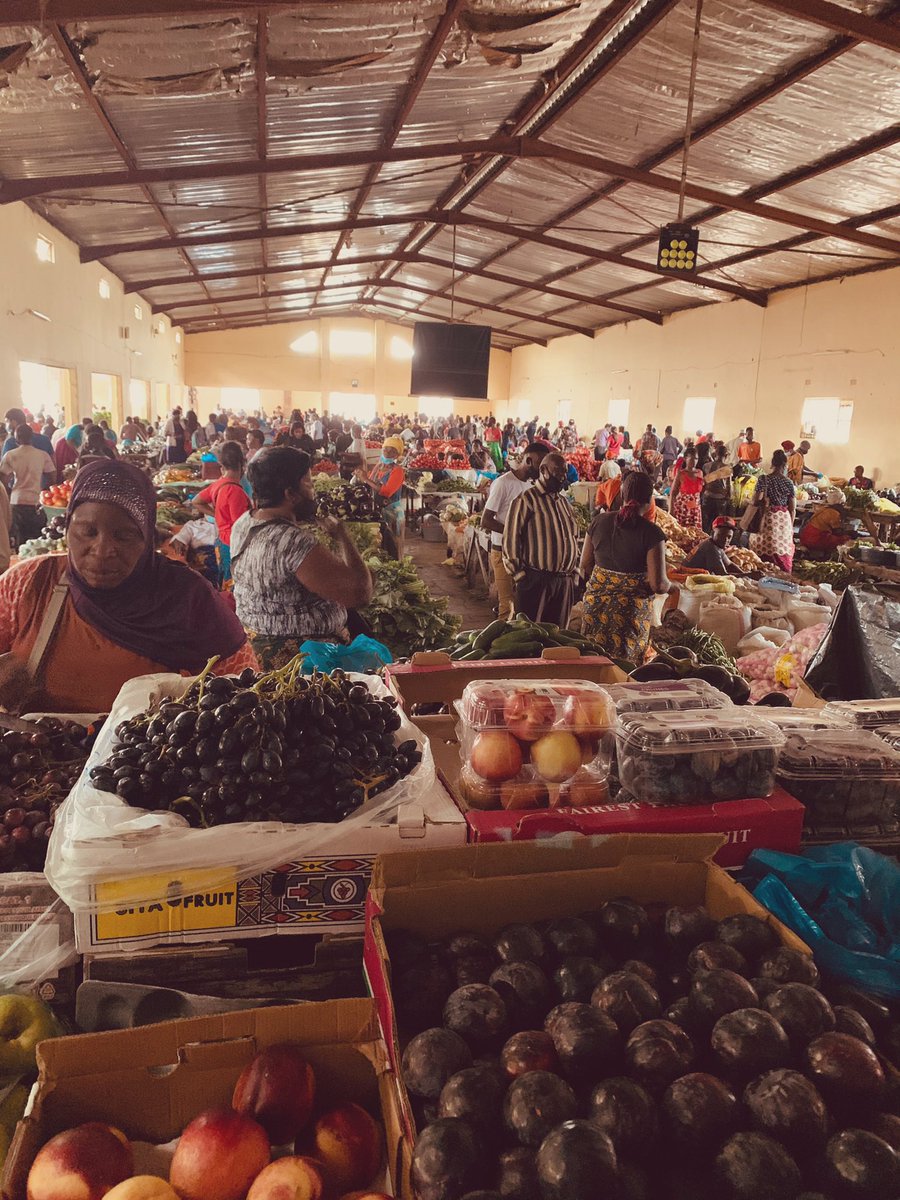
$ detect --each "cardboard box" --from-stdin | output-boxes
[423,713,804,869]
[73,786,467,955]
[363,836,809,1144]
[384,651,628,721]
[2,998,410,1200]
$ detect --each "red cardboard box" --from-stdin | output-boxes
[462,787,804,867]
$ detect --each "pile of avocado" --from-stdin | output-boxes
[630,647,751,705]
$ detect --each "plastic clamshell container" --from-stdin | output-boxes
[605,679,734,715]
[777,729,900,830]
[763,709,849,735]
[822,698,900,730]
[615,710,784,806]
[455,680,614,813]
[876,724,900,751]
[458,678,615,733]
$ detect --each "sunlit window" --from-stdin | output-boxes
[389,335,413,361]
[156,318,166,335]
[133,304,144,321]
[608,398,630,427]
[174,330,182,345]
[35,235,54,263]
[290,330,319,354]
[220,387,261,413]
[98,278,111,300]
[329,327,373,357]
[801,397,853,445]
[418,396,454,420]
[683,396,716,437]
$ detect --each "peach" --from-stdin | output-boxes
[530,731,582,783]
[232,1044,316,1144]
[170,1108,269,1200]
[499,779,549,811]
[246,1157,326,1200]
[563,692,614,736]
[27,1122,134,1200]
[104,1178,180,1200]
[559,773,609,808]
[297,1103,382,1196]
[458,767,501,811]
[503,691,555,742]
[470,732,522,782]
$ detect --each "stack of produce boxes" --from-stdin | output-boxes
[386,659,805,868]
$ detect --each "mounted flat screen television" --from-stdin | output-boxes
[410,322,491,399]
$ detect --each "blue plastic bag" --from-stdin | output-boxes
[745,843,900,999]
[298,635,393,674]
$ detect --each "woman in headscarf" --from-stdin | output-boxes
[579,471,670,662]
[367,436,406,555]
[54,424,82,483]
[0,460,256,712]
[669,448,704,530]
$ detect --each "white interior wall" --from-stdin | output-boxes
[0,202,184,427]
[505,266,900,486]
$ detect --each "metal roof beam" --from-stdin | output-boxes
[256,10,269,321]
[364,0,680,300]
[0,1,377,21]
[129,250,661,324]
[0,137,525,204]
[47,24,216,310]
[81,208,766,304]
[751,0,900,52]
[422,2,900,309]
[159,276,599,337]
[313,0,465,300]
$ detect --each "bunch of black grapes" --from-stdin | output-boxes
[89,667,421,827]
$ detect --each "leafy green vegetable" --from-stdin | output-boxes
[844,486,876,511]
[361,554,462,658]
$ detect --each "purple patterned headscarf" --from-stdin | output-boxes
[65,460,246,671]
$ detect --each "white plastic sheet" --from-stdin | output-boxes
[45,672,437,916]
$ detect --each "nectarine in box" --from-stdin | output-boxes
[1,1000,409,1200]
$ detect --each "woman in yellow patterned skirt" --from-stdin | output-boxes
[580,471,672,662]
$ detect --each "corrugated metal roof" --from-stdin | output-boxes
[0,0,897,342]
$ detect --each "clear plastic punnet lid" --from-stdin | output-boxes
[616,709,784,757]
[778,729,900,779]
[763,709,849,734]
[605,679,733,714]
[458,679,615,735]
[822,698,900,729]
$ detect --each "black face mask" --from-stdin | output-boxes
[542,475,566,494]
[293,494,317,521]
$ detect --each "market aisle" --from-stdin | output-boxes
[406,537,495,632]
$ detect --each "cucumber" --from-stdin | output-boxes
[473,619,510,651]
[485,641,543,659]
[457,648,486,660]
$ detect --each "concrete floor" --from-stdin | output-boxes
[407,536,495,632]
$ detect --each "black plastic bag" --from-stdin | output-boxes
[804,586,900,700]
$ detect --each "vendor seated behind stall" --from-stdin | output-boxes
[849,465,874,490]
[231,447,372,671]
[684,517,744,576]
[0,460,255,713]
[799,488,853,553]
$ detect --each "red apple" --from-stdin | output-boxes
[563,692,614,736]
[530,731,582,783]
[470,731,522,782]
[458,767,501,811]
[298,1103,382,1196]
[500,779,549,811]
[246,1157,326,1200]
[465,684,507,726]
[502,690,556,742]
[27,1124,133,1200]
[232,1044,316,1143]
[170,1108,269,1200]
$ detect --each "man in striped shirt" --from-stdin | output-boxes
[502,451,581,625]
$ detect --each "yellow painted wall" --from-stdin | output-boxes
[184,317,511,417]
[0,202,184,426]
[506,266,900,487]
